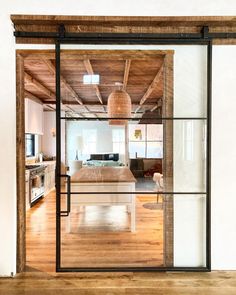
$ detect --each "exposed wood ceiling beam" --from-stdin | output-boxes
[65,111,81,118]
[44,101,158,107]
[83,59,104,106]
[150,99,162,112]
[150,105,158,112]
[135,106,142,113]
[135,98,162,114]
[24,90,42,103]
[24,71,55,100]
[134,63,164,113]
[123,60,131,91]
[66,105,85,118]
[139,63,164,105]
[44,103,68,112]
[71,110,145,115]
[65,105,75,113]
[42,59,84,106]
[45,104,55,111]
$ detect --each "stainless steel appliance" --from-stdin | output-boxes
[26,165,46,207]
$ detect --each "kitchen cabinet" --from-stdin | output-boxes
[44,161,56,195]
[25,170,30,210]
[25,98,44,135]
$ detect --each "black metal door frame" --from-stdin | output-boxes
[54,32,212,272]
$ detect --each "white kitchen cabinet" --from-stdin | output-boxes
[25,170,30,210]
[44,162,56,195]
[25,98,44,135]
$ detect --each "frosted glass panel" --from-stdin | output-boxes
[173,46,207,118]
[173,120,206,192]
[174,194,206,267]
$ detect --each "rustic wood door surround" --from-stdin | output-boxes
[12,15,236,273]
[16,49,173,272]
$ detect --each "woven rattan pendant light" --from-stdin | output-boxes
[107,84,132,125]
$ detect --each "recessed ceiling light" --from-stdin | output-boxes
[83,74,100,85]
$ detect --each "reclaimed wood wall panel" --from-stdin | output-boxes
[16,53,26,273]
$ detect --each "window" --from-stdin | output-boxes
[128,124,163,159]
[112,128,125,154]
[25,134,35,157]
[83,74,100,85]
[82,129,97,154]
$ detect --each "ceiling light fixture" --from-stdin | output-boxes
[107,82,132,125]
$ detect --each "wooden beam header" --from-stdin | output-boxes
[10,15,236,26]
[11,14,236,45]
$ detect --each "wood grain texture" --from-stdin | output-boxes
[138,61,164,106]
[123,59,131,91]
[1,271,236,294]
[83,59,104,105]
[25,191,163,271]
[11,15,236,45]
[24,90,42,104]
[16,49,173,273]
[16,53,26,273]
[10,15,236,25]
[24,71,55,100]
[162,54,174,267]
[23,51,165,117]
[43,58,84,106]
[18,50,173,60]
[71,167,137,183]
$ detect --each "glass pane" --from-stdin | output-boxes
[58,45,208,270]
[128,124,146,141]
[129,142,145,158]
[174,194,206,267]
[147,142,163,158]
[113,142,125,154]
[112,128,125,142]
[147,124,163,141]
[173,120,206,192]
[65,119,206,193]
[60,193,164,268]
[172,45,207,118]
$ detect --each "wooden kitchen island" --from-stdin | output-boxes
[68,167,137,232]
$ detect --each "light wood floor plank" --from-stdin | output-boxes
[1,271,236,295]
[26,190,163,271]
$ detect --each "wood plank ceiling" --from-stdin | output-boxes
[24,55,164,118]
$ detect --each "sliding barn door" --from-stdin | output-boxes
[55,45,210,272]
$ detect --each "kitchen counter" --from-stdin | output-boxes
[42,160,56,165]
[71,167,137,183]
[25,160,56,169]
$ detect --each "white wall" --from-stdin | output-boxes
[42,112,56,157]
[211,47,236,270]
[25,98,44,135]
[0,0,236,276]
[66,121,125,165]
[42,111,65,165]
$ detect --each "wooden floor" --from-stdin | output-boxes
[1,271,236,295]
[26,190,163,271]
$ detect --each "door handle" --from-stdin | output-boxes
[59,174,71,217]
